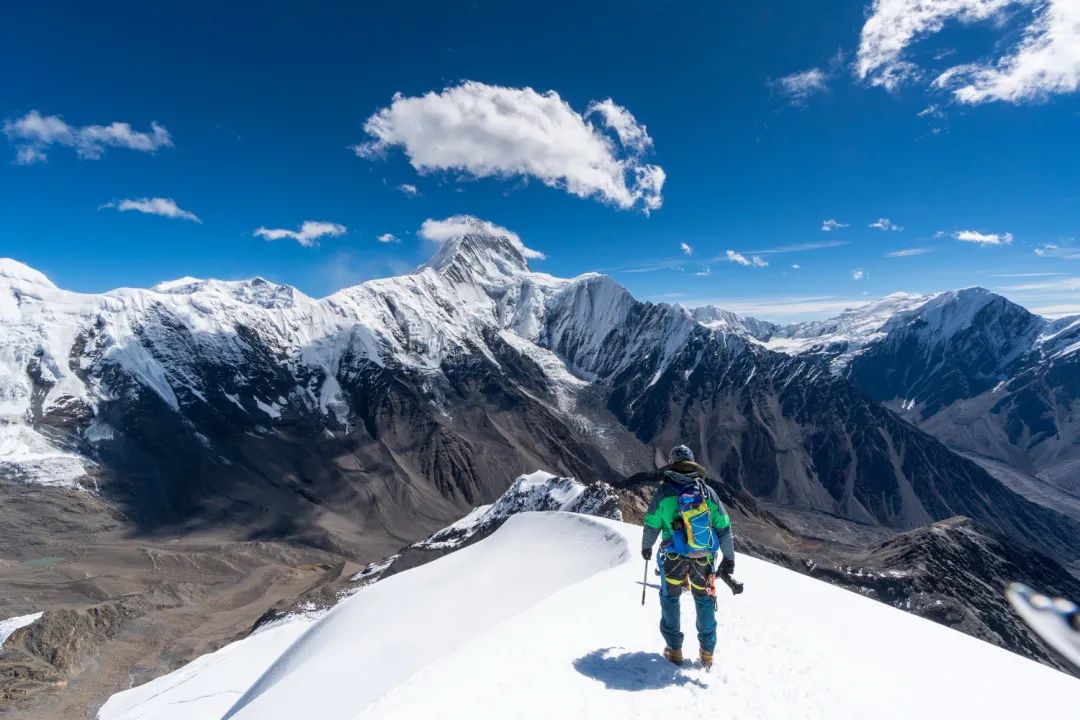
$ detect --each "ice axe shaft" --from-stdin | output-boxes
[641,558,649,605]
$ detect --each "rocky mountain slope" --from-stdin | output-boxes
[3,224,1078,561]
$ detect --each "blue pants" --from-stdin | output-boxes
[658,554,717,652]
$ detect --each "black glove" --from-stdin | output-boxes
[641,548,652,561]
[718,557,734,576]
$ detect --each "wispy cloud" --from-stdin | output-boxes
[851,268,867,280]
[991,272,1069,277]
[255,220,347,248]
[396,183,421,197]
[680,242,693,256]
[791,264,801,270]
[376,233,400,244]
[954,229,1013,245]
[1035,242,1080,259]
[1028,303,1080,318]
[886,247,931,257]
[998,277,1080,292]
[773,67,829,105]
[4,110,172,164]
[869,218,903,231]
[743,240,849,255]
[614,239,840,275]
[695,266,712,277]
[354,81,665,213]
[726,250,768,268]
[821,219,849,232]
[101,197,200,223]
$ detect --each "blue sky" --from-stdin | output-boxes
[2,0,1078,321]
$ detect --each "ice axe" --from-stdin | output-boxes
[641,558,649,605]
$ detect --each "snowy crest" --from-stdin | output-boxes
[151,276,303,309]
[0,258,57,289]
[416,470,622,550]
[420,215,541,283]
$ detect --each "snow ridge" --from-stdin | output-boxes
[98,513,1076,720]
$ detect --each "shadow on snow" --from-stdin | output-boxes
[572,648,708,691]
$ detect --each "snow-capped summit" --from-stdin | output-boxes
[150,276,304,309]
[757,286,1079,491]
[686,304,776,340]
[764,291,932,364]
[421,216,537,282]
[0,258,57,289]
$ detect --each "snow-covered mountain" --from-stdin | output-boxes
[737,288,1080,493]
[97,512,1076,720]
[2,222,1079,561]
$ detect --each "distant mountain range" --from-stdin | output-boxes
[694,288,1079,495]
[2,221,1077,564]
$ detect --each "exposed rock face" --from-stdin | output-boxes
[1,599,141,706]
[3,237,1078,562]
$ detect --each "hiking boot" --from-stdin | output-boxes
[663,647,683,666]
[700,649,714,669]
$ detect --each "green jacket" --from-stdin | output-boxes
[642,461,734,561]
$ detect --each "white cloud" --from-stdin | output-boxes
[856,0,1018,90]
[726,250,768,268]
[869,218,903,231]
[857,0,1080,104]
[998,276,1079,292]
[1034,241,1080,259]
[4,110,172,164]
[791,264,801,270]
[744,240,849,254]
[376,233,400,244]
[821,219,849,232]
[774,68,829,104]
[695,266,712,277]
[852,268,867,280]
[917,104,945,118]
[1028,303,1080,317]
[418,215,545,259]
[102,197,200,223]
[954,229,1014,245]
[935,1,1080,103]
[680,242,694,256]
[254,221,347,247]
[396,183,420,196]
[991,271,1068,277]
[886,247,932,256]
[353,82,665,212]
[587,98,654,155]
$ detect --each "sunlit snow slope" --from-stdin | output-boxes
[99,513,1074,720]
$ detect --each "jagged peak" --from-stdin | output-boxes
[419,216,545,282]
[0,258,57,289]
